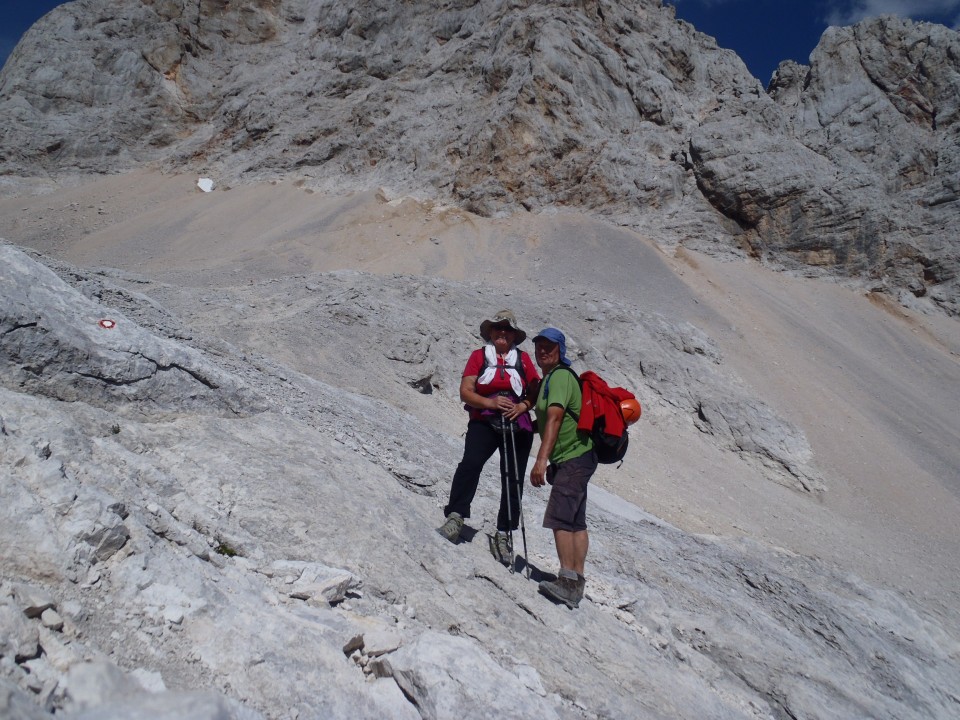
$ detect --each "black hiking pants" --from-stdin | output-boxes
[444,419,534,532]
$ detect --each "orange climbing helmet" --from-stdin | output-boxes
[619,397,642,425]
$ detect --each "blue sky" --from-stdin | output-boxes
[1,0,65,69]
[672,0,960,82]
[2,0,959,82]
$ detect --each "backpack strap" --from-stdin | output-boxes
[516,351,529,384]
[542,366,580,421]
[480,348,528,385]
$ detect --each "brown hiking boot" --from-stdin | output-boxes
[436,513,464,543]
[539,570,584,609]
[491,531,513,565]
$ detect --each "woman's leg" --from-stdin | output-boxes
[444,421,500,519]
[496,429,534,531]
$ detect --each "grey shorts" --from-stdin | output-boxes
[542,451,598,532]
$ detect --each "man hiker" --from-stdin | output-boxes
[530,327,598,609]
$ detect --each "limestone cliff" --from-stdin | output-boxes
[1,1,958,312]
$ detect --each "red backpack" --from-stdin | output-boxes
[545,368,640,465]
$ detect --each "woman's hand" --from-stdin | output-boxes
[504,399,529,420]
[490,395,515,413]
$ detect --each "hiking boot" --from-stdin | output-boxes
[491,531,513,565]
[539,570,584,609]
[436,513,464,543]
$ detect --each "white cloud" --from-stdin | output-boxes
[826,0,960,26]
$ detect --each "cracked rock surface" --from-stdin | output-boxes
[1,238,959,718]
[0,246,264,417]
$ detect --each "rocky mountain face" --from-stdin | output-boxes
[0,0,958,315]
[2,2,960,718]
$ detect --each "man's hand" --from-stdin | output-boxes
[530,456,548,487]
[530,405,563,486]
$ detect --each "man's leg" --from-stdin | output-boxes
[553,529,589,575]
[540,528,589,608]
[538,452,597,607]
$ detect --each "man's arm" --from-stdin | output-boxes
[530,405,564,487]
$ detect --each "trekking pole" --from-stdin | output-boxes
[499,412,515,572]
[507,419,530,579]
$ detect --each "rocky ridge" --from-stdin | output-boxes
[2,242,959,718]
[0,0,958,314]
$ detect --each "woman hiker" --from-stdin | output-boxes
[437,310,540,564]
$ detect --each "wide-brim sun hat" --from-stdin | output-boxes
[479,309,527,344]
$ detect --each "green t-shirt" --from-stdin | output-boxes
[535,367,593,464]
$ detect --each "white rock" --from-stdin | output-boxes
[514,663,547,696]
[37,626,82,672]
[12,583,56,618]
[0,604,39,662]
[268,561,359,604]
[162,606,184,625]
[129,668,167,693]
[382,633,560,719]
[41,608,64,631]
[362,629,402,658]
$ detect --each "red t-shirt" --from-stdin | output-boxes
[462,348,540,421]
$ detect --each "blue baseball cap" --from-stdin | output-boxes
[532,327,572,366]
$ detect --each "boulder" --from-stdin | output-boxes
[381,633,560,720]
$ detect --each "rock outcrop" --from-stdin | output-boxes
[697,17,960,314]
[0,1,957,313]
[0,247,264,417]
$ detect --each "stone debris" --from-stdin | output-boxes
[361,629,403,658]
[381,633,561,720]
[0,677,51,720]
[12,585,56,620]
[38,610,63,632]
[0,604,39,663]
[35,627,80,673]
